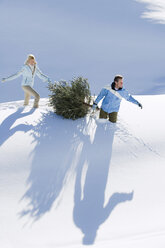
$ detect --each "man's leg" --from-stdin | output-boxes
[99,108,108,119]
[22,86,40,108]
[108,112,118,123]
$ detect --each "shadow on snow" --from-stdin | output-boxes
[0,107,35,147]
[20,111,133,245]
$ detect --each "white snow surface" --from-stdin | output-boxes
[0,96,165,248]
[137,0,165,23]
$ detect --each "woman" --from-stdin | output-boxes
[2,54,51,108]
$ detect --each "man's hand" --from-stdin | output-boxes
[138,102,143,109]
[92,102,98,110]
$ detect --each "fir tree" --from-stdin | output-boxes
[48,77,92,120]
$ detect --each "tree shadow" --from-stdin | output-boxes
[20,112,86,220]
[73,122,134,245]
[0,107,35,147]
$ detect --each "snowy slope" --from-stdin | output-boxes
[0,96,165,248]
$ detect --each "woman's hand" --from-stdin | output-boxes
[2,78,6,82]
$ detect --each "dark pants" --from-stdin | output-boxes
[99,108,118,123]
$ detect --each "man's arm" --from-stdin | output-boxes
[120,89,142,108]
[94,88,108,105]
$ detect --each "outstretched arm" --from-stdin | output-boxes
[2,66,25,82]
[120,89,142,108]
[36,66,51,83]
[102,191,134,222]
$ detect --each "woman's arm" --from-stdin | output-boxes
[2,66,25,82]
[36,66,51,83]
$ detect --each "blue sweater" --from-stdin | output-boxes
[95,84,139,114]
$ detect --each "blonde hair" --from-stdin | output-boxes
[25,54,37,65]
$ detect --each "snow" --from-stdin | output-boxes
[137,0,165,23]
[1,1,165,246]
[0,96,165,248]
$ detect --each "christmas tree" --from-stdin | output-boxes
[48,77,92,120]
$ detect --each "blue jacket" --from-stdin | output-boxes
[95,83,139,114]
[4,64,51,88]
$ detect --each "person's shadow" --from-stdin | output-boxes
[20,112,133,245]
[73,121,134,245]
[0,107,35,147]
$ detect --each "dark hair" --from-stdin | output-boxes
[114,75,123,82]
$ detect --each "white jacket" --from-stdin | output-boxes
[4,64,51,87]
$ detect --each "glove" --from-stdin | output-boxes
[92,102,98,110]
[2,78,6,83]
[138,102,143,109]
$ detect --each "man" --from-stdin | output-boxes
[93,75,142,123]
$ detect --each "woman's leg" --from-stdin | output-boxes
[22,86,40,108]
[23,91,30,106]
[99,108,108,119]
[108,112,118,123]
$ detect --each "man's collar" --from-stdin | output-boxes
[111,82,122,91]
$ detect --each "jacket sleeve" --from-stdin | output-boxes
[36,66,50,82]
[95,88,108,104]
[120,89,139,105]
[4,66,25,82]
